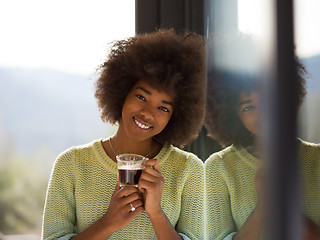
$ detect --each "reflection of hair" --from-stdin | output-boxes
[95,29,206,147]
[205,58,308,147]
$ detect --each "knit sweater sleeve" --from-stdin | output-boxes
[205,153,236,240]
[42,148,77,240]
[176,154,205,240]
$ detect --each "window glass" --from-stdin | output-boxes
[205,0,319,239]
[295,0,320,143]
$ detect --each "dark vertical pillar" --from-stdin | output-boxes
[264,0,301,239]
[135,0,160,34]
[136,0,204,34]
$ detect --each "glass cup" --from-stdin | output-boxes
[116,154,145,187]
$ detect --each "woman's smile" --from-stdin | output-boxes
[133,116,153,130]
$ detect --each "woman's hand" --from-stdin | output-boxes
[137,159,181,240]
[102,181,144,233]
[303,214,320,240]
[138,158,165,217]
[71,182,144,240]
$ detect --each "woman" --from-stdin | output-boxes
[42,29,206,240]
[205,61,320,239]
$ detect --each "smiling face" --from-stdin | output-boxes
[119,80,174,142]
[237,91,261,136]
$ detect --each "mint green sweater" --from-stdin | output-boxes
[205,138,320,240]
[42,139,204,240]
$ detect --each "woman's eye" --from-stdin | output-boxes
[159,106,169,112]
[242,105,255,112]
[136,94,146,101]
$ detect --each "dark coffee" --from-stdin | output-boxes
[119,169,143,187]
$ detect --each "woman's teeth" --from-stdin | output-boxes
[134,119,151,129]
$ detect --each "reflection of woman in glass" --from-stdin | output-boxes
[42,29,206,240]
[205,61,320,239]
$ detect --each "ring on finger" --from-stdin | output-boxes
[130,203,136,212]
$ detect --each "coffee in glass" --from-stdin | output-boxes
[116,154,145,187]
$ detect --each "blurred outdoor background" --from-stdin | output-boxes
[0,0,319,238]
[0,0,134,238]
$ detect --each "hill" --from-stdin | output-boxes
[0,67,116,158]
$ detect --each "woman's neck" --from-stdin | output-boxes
[103,129,162,162]
[112,133,156,154]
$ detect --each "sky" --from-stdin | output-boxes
[0,0,319,76]
[238,0,320,58]
[294,0,320,58]
[0,0,135,75]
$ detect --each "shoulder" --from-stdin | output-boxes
[55,139,102,167]
[60,139,101,155]
[205,145,238,168]
[159,144,203,170]
[298,138,320,160]
[298,138,320,149]
[161,145,204,187]
[171,145,203,166]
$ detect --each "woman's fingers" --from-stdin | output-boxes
[138,172,165,193]
[138,176,164,189]
[126,199,145,212]
[141,159,164,181]
[122,191,143,204]
[140,170,162,182]
[127,202,145,216]
[115,185,140,198]
[112,184,144,212]
[144,159,161,173]
[104,184,144,232]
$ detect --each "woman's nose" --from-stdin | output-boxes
[140,104,155,119]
